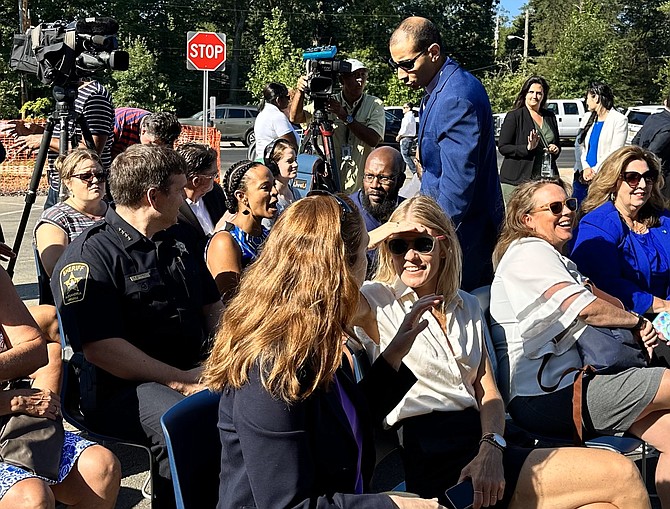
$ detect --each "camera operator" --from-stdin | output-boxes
[14,79,114,209]
[290,58,385,194]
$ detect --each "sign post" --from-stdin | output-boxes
[186,31,227,142]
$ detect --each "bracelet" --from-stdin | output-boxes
[479,435,505,453]
[630,311,646,331]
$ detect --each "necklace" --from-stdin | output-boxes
[619,212,648,234]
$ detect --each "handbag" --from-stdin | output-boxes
[0,381,65,480]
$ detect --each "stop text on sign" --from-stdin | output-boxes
[186,32,226,72]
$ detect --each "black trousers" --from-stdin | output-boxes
[87,382,185,509]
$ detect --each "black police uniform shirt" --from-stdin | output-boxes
[52,205,220,402]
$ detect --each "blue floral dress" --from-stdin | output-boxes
[0,332,95,499]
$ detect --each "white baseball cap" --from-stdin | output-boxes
[345,59,367,72]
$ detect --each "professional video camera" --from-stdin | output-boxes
[302,46,352,100]
[10,17,129,86]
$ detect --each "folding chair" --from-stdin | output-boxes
[160,389,221,509]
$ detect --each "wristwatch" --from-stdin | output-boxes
[344,114,354,125]
[480,432,506,452]
[630,311,646,331]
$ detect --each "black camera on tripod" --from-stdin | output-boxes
[10,17,129,86]
[302,46,352,101]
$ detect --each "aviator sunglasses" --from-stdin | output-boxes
[622,169,659,188]
[529,197,578,215]
[70,170,108,184]
[388,235,446,256]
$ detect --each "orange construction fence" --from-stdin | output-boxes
[0,120,221,195]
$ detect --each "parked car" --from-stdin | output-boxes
[494,99,586,141]
[624,104,665,145]
[179,104,258,146]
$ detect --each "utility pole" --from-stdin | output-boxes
[494,15,499,57]
[523,8,529,61]
[18,0,30,106]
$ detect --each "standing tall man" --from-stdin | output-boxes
[389,17,504,291]
[633,93,670,198]
[290,58,385,194]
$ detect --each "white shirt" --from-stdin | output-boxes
[489,237,596,402]
[398,110,416,138]
[254,103,299,159]
[360,280,486,426]
[186,197,214,236]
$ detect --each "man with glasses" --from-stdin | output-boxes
[176,142,227,246]
[389,17,504,291]
[350,146,406,275]
[290,58,385,194]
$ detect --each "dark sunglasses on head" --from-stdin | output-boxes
[387,235,446,256]
[306,190,353,222]
[622,169,659,188]
[530,197,578,215]
[70,171,108,184]
[388,49,426,72]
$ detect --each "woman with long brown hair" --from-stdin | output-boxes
[203,193,444,509]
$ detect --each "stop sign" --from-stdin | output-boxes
[186,32,226,71]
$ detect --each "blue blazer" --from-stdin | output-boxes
[216,356,415,509]
[571,200,670,313]
[418,58,504,291]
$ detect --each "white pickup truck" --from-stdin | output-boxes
[494,99,587,140]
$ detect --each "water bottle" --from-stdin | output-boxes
[541,149,553,178]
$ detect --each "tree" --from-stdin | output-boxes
[106,37,178,111]
[384,73,423,107]
[246,7,302,101]
[481,62,535,113]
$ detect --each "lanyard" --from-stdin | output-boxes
[344,96,365,145]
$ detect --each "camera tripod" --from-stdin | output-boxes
[7,82,96,278]
[298,99,341,192]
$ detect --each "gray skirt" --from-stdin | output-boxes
[509,366,666,437]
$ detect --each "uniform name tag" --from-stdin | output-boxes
[129,272,151,282]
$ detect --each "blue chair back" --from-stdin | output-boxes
[160,389,222,509]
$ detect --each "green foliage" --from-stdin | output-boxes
[246,8,303,101]
[481,63,535,113]
[106,37,178,111]
[384,74,423,107]
[0,55,20,118]
[19,96,52,118]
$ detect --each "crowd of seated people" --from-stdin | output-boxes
[6,86,670,509]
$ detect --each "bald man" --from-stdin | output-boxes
[389,17,503,291]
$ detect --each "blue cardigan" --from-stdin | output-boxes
[571,200,670,313]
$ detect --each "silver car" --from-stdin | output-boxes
[179,104,258,146]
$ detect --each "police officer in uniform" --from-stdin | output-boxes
[52,145,223,509]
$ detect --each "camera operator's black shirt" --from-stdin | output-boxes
[52,206,220,403]
[48,80,114,194]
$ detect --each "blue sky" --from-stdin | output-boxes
[499,0,525,18]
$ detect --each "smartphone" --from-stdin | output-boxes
[653,311,670,341]
[445,479,474,509]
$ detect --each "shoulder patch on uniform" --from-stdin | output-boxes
[59,263,90,305]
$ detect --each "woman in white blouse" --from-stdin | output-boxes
[354,195,650,509]
[490,178,670,508]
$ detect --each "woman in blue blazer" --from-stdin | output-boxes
[203,193,445,509]
[498,76,561,204]
[572,145,670,314]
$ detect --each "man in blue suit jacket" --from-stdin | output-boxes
[389,17,504,291]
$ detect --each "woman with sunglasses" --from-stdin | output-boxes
[491,178,670,507]
[498,76,560,204]
[34,149,108,287]
[572,146,670,315]
[203,193,446,509]
[354,195,648,508]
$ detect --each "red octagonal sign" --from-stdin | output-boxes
[186,32,226,71]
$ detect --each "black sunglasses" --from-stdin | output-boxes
[388,49,426,72]
[70,171,108,184]
[306,190,353,221]
[530,198,578,215]
[622,170,659,188]
[387,235,446,256]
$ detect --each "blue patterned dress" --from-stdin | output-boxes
[0,333,95,499]
[205,221,269,268]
